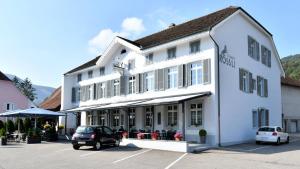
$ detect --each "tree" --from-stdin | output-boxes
[24,118,32,132]
[13,77,37,101]
[12,76,20,88]
[0,120,4,129]
[6,120,15,133]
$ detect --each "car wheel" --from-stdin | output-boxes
[256,141,260,145]
[115,140,120,147]
[276,138,281,145]
[286,137,290,144]
[73,145,80,150]
[94,141,101,150]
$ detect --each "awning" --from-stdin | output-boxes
[93,100,145,109]
[63,105,106,112]
[133,92,211,106]
[0,108,65,117]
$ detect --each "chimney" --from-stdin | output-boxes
[168,23,176,28]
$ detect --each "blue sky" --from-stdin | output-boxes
[0,0,299,88]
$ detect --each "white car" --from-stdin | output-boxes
[256,126,289,145]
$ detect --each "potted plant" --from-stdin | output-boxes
[199,129,207,144]
[0,128,7,146]
[174,132,183,141]
[122,131,128,139]
[151,132,158,140]
[26,128,42,144]
[137,132,144,140]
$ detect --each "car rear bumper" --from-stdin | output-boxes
[256,135,278,142]
[72,140,96,146]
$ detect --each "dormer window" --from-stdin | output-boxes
[77,73,82,82]
[190,40,201,53]
[100,67,105,76]
[167,47,176,60]
[146,53,153,65]
[88,70,93,79]
[121,49,127,54]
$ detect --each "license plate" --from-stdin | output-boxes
[78,141,86,144]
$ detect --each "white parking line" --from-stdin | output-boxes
[246,146,271,152]
[80,151,98,158]
[113,149,152,164]
[164,153,188,169]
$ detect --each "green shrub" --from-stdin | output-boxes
[0,128,6,137]
[199,129,207,137]
[0,120,4,129]
[24,118,32,133]
[14,118,24,132]
[6,120,15,133]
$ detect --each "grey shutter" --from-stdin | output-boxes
[71,88,76,103]
[266,110,269,126]
[256,41,260,61]
[164,68,169,90]
[268,51,271,67]
[257,76,261,96]
[203,59,211,84]
[239,69,243,91]
[258,109,262,127]
[96,83,100,99]
[140,73,144,93]
[93,84,97,100]
[158,69,164,90]
[106,81,111,98]
[135,74,140,93]
[248,36,251,57]
[186,63,191,86]
[178,65,184,88]
[120,76,127,95]
[155,70,159,91]
[264,79,268,97]
[80,86,84,101]
[249,72,253,93]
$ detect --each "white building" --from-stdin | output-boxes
[281,77,300,133]
[61,6,284,147]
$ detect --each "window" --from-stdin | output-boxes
[239,68,254,93]
[145,71,154,91]
[253,108,269,127]
[168,67,178,89]
[100,83,105,98]
[112,110,120,127]
[103,126,113,135]
[128,76,136,94]
[87,112,96,125]
[257,76,268,97]
[191,62,203,85]
[145,107,152,127]
[190,103,203,126]
[129,108,136,127]
[6,103,15,111]
[88,86,92,100]
[77,73,82,82]
[190,40,200,53]
[100,67,105,76]
[146,53,153,65]
[98,111,106,126]
[120,114,125,126]
[261,45,271,67]
[121,49,127,54]
[88,70,93,79]
[113,79,120,96]
[248,36,260,61]
[128,59,135,70]
[167,105,178,126]
[157,112,161,125]
[167,47,176,59]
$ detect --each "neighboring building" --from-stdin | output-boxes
[62,6,284,146]
[0,71,35,118]
[40,87,77,134]
[281,77,300,133]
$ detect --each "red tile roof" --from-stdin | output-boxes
[39,87,61,111]
[281,77,300,88]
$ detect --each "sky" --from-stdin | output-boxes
[0,0,299,88]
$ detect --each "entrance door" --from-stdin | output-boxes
[290,121,297,133]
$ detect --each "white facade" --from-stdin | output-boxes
[61,8,284,146]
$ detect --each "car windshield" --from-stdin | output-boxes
[76,126,94,134]
[258,127,275,132]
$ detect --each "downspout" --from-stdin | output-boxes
[209,29,221,147]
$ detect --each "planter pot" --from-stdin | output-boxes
[175,138,181,141]
[200,136,206,144]
[26,136,41,144]
[0,137,7,146]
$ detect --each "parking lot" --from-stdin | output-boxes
[1,137,300,169]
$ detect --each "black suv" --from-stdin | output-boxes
[71,126,120,150]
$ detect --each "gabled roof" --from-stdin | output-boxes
[281,77,300,88]
[0,71,11,81]
[65,56,101,75]
[39,87,61,111]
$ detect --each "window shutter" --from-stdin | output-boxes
[93,84,97,100]
[155,69,159,91]
[249,72,253,93]
[256,41,260,61]
[158,69,164,90]
[266,110,269,126]
[71,88,76,103]
[178,65,184,88]
[203,59,211,84]
[120,76,127,95]
[239,68,243,91]
[264,79,268,97]
[257,76,261,96]
[186,63,191,86]
[268,51,271,67]
[140,73,144,93]
[164,68,169,90]
[96,83,101,99]
[258,109,262,127]
[80,86,84,101]
[135,74,140,93]
[248,36,251,57]
[106,81,111,98]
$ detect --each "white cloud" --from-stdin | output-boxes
[88,17,145,55]
[122,17,145,35]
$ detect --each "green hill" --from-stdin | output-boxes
[281,54,300,80]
